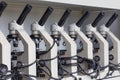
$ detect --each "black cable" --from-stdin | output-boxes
[37,39,56,56]
[96,68,110,80]
[77,59,110,79]
[44,40,56,54]
[39,67,63,80]
[2,37,57,80]
[104,75,120,79]
[19,60,38,68]
[22,74,34,80]
[61,55,100,78]
[37,53,64,80]
[77,55,96,65]
[81,59,112,79]
[62,68,77,80]
[0,69,15,80]
[39,54,59,62]
[17,40,60,80]
[39,48,77,62]
[95,63,112,79]
[18,40,57,68]
[21,73,37,80]
[19,53,110,80]
[20,71,37,79]
[11,36,120,80]
[110,62,120,67]
[108,62,120,76]
[45,65,64,80]
[77,56,99,75]
[0,73,15,80]
[19,39,77,80]
[44,65,52,80]
[0,66,37,80]
[96,62,120,80]
[77,63,99,78]
[59,62,77,80]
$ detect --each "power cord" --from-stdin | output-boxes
[0,64,37,80]
[58,61,77,80]
[96,62,120,80]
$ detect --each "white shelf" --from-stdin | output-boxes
[4,0,120,10]
[39,0,120,10]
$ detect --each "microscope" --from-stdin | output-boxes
[31,7,58,79]
[7,4,36,80]
[85,12,109,79]
[51,9,77,80]
[98,13,120,77]
[68,11,95,79]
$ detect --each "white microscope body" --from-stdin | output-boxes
[69,24,93,80]
[69,24,93,60]
[99,26,120,64]
[99,13,120,76]
[51,23,77,80]
[51,9,77,79]
[68,11,93,79]
[31,22,58,79]
[8,4,36,79]
[31,7,58,79]
[9,20,36,79]
[85,12,109,79]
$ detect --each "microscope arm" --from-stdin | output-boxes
[93,30,109,66]
[0,31,11,70]
[106,30,120,64]
[16,29,36,77]
[76,30,93,59]
[85,12,108,79]
[102,13,120,64]
[38,29,58,78]
[90,30,109,79]
[60,30,76,57]
[55,9,76,58]
[51,9,77,79]
[87,12,109,67]
[31,7,58,79]
[8,4,36,78]
[59,30,77,74]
